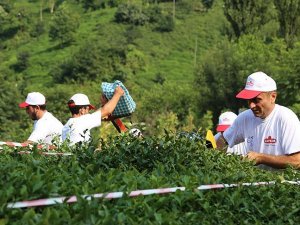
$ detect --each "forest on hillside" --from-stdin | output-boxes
[1,0,300,142]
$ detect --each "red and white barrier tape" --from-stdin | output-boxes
[0,141,28,147]
[0,141,72,156]
[7,180,300,209]
[0,141,56,150]
[17,151,73,156]
[7,187,185,208]
[197,181,276,190]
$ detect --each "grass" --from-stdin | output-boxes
[0,1,229,139]
[2,2,227,90]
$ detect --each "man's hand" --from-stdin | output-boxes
[246,151,262,164]
[114,86,125,97]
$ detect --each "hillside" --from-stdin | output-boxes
[1,1,225,88]
[0,0,227,140]
[3,0,300,141]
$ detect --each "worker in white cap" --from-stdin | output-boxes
[214,111,246,156]
[19,92,63,145]
[216,71,300,169]
[62,86,124,145]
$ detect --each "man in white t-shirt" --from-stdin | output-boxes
[62,86,124,145]
[214,111,247,156]
[19,92,63,145]
[216,71,300,169]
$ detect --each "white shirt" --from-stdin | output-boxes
[223,104,300,156]
[62,111,101,145]
[28,111,63,145]
[215,132,247,156]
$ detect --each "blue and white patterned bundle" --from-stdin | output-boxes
[101,80,136,117]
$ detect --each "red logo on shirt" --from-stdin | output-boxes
[264,136,276,144]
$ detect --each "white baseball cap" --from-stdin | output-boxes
[216,112,237,132]
[68,93,95,110]
[129,128,143,137]
[19,92,46,108]
[236,71,277,99]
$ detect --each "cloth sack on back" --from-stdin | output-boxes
[101,80,136,117]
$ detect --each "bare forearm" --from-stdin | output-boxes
[100,94,122,118]
[216,134,227,150]
[247,151,300,169]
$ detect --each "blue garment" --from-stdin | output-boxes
[101,80,136,117]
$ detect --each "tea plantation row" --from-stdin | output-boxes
[0,135,300,224]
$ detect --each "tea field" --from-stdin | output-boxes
[1,135,300,224]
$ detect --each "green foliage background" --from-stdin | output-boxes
[1,0,300,141]
[1,1,300,223]
[1,0,299,141]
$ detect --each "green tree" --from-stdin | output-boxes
[223,0,277,39]
[0,5,9,34]
[51,41,127,83]
[275,41,300,106]
[49,7,79,46]
[194,35,288,124]
[0,2,19,39]
[14,51,30,72]
[156,14,175,32]
[125,44,147,75]
[0,70,28,142]
[202,0,214,10]
[274,0,300,48]
[155,111,179,137]
[115,3,149,25]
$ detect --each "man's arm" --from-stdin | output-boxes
[100,86,124,118]
[247,151,300,169]
[216,133,228,150]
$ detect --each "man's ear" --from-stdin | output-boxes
[271,91,277,103]
[79,107,84,115]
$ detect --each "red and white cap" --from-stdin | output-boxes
[19,92,46,108]
[236,71,277,99]
[216,112,237,132]
[129,128,143,137]
[68,93,95,110]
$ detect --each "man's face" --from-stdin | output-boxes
[79,106,90,115]
[26,105,38,120]
[247,92,277,119]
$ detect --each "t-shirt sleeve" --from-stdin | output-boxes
[28,121,49,143]
[280,111,300,155]
[223,116,245,148]
[81,111,102,130]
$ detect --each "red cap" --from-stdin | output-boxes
[216,124,230,132]
[19,92,46,108]
[236,90,262,100]
[236,72,277,99]
[216,112,237,132]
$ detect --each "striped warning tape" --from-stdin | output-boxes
[197,181,276,190]
[7,180,300,209]
[17,151,73,156]
[0,141,29,147]
[7,187,185,208]
[0,141,72,156]
[0,141,56,150]
[0,150,72,156]
[0,150,73,156]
